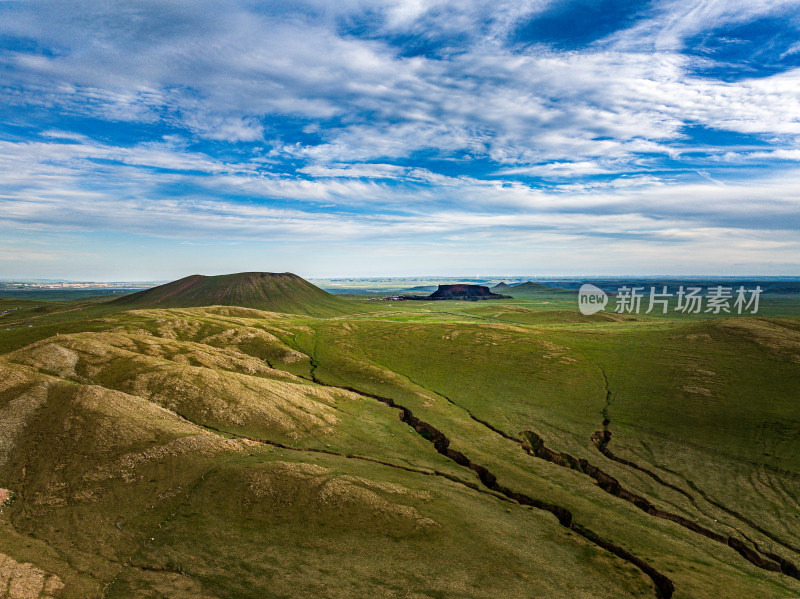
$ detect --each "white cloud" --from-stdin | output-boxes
[718,148,800,162]
[607,0,800,51]
[2,0,800,275]
[1,134,799,248]
[2,1,799,166]
[297,163,407,178]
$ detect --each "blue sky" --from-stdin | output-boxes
[1,0,799,280]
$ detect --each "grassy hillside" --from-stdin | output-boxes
[112,272,359,317]
[0,294,799,598]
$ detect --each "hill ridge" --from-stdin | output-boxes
[112,271,356,316]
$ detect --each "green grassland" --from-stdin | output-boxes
[1,282,799,598]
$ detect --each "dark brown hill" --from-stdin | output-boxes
[112,272,357,316]
[427,284,510,300]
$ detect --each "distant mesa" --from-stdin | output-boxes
[409,284,510,301]
[112,272,357,316]
[428,284,508,300]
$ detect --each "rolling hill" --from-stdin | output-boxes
[112,272,358,316]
